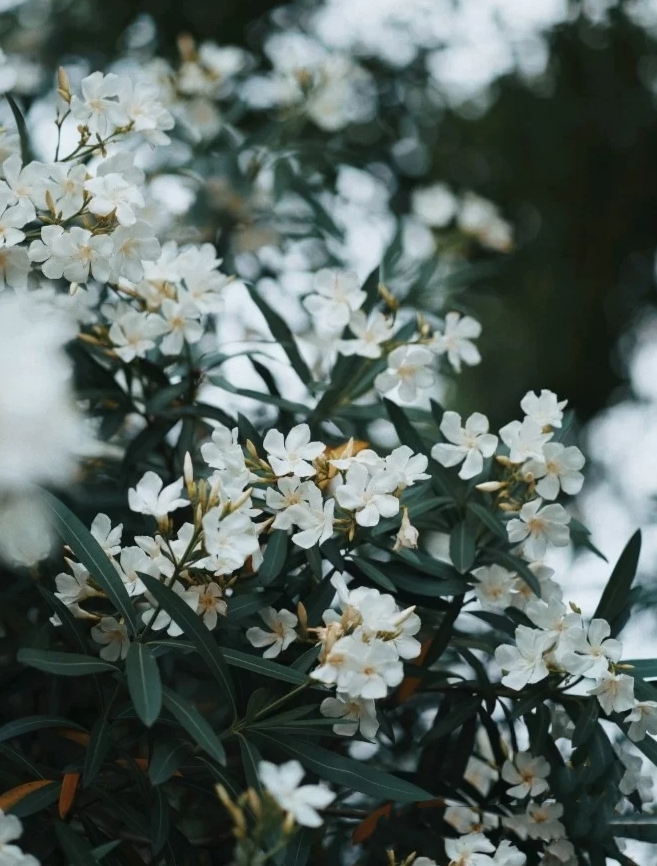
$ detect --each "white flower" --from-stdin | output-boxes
[375,344,435,402]
[70,71,128,136]
[114,546,152,596]
[304,268,365,331]
[432,411,498,479]
[158,298,204,355]
[0,245,29,288]
[499,418,552,464]
[128,471,188,520]
[411,182,458,227]
[200,424,244,471]
[0,809,38,866]
[493,841,526,866]
[201,509,260,574]
[337,310,392,358]
[457,192,512,252]
[385,445,430,488]
[258,760,335,828]
[520,389,567,428]
[557,618,622,679]
[45,163,88,219]
[2,154,46,220]
[111,220,161,282]
[335,463,399,527]
[587,672,635,715]
[523,443,585,500]
[311,633,404,698]
[472,564,517,612]
[91,616,130,661]
[495,626,553,690]
[506,499,570,560]
[116,76,174,144]
[90,513,123,557]
[501,752,550,799]
[431,312,482,372]
[444,833,496,866]
[524,801,565,842]
[289,495,335,550]
[247,607,298,658]
[51,227,114,283]
[109,310,166,363]
[626,699,657,741]
[263,424,325,478]
[177,243,229,314]
[55,560,99,605]
[320,693,379,739]
[84,173,145,226]
[141,581,199,637]
[267,477,317,529]
[541,840,576,866]
[189,582,227,630]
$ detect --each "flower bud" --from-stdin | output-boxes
[475,480,505,492]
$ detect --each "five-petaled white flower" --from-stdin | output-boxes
[587,672,635,715]
[444,832,496,866]
[375,344,435,402]
[189,582,227,630]
[522,443,585,500]
[431,312,482,372]
[258,760,335,827]
[320,693,379,740]
[501,751,550,799]
[520,389,567,429]
[499,417,552,464]
[334,463,399,527]
[337,310,392,358]
[128,471,188,520]
[263,424,325,478]
[91,616,130,661]
[495,626,554,690]
[557,618,622,679]
[626,700,657,742]
[90,513,123,557]
[246,607,298,658]
[432,411,498,480]
[304,268,365,332]
[506,498,570,561]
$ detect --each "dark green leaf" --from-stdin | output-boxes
[126,643,162,728]
[55,821,99,865]
[9,781,60,817]
[384,398,426,455]
[238,735,264,793]
[0,715,86,743]
[259,530,289,585]
[466,502,507,540]
[221,647,309,686]
[422,697,481,744]
[610,816,657,842]
[43,492,140,635]
[161,687,227,765]
[246,284,312,385]
[90,841,122,861]
[351,557,397,592]
[594,530,642,635]
[140,573,236,717]
[151,787,170,855]
[623,659,657,680]
[254,733,433,803]
[149,740,191,786]
[285,828,313,866]
[83,717,110,788]
[572,701,599,748]
[37,586,88,654]
[16,648,117,676]
[5,94,31,163]
[450,521,476,574]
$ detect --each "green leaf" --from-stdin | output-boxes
[610,816,657,842]
[140,573,236,717]
[238,735,264,793]
[42,492,140,635]
[259,530,289,585]
[90,841,122,861]
[392,548,463,581]
[5,94,31,163]
[450,521,476,574]
[572,700,599,748]
[594,530,642,635]
[623,659,657,680]
[37,586,88,654]
[83,717,110,788]
[422,697,481,744]
[10,781,60,817]
[285,827,313,866]
[149,740,191,786]
[55,821,99,865]
[246,284,312,385]
[466,502,507,540]
[16,648,117,676]
[126,643,162,728]
[361,265,381,313]
[254,733,433,803]
[384,398,426,455]
[351,557,397,592]
[0,715,86,743]
[151,786,170,855]
[221,647,310,686]
[161,687,227,765]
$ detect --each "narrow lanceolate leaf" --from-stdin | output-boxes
[0,715,86,743]
[610,816,657,842]
[259,530,289,585]
[42,491,140,635]
[221,648,310,685]
[449,521,476,574]
[422,697,482,745]
[151,786,170,855]
[161,687,226,766]
[0,780,54,812]
[246,284,312,386]
[383,398,426,455]
[594,530,642,635]
[83,717,110,788]
[254,733,433,803]
[16,648,117,677]
[149,740,190,786]
[55,821,99,866]
[284,827,313,866]
[126,643,162,728]
[466,501,508,540]
[140,573,236,717]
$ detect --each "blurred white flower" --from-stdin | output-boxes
[375,344,435,401]
[431,312,482,372]
[258,759,335,827]
[128,471,188,520]
[91,616,130,661]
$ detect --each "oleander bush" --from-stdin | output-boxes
[1,8,657,866]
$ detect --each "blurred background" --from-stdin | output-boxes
[4,0,657,611]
